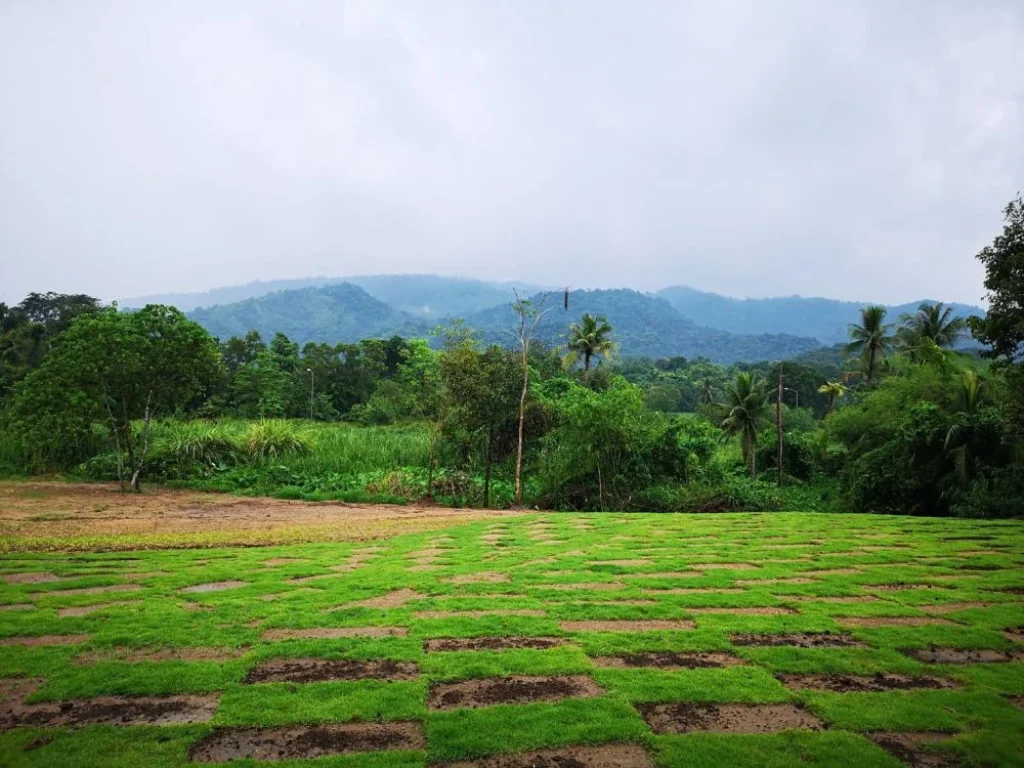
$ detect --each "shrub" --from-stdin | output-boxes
[244,420,313,460]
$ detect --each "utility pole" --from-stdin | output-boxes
[306,368,314,421]
[777,362,783,488]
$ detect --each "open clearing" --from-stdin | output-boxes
[1,486,1023,766]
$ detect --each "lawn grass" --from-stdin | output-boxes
[1,511,1022,767]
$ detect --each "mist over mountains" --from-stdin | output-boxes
[123,275,984,364]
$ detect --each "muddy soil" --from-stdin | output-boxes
[686,607,796,616]
[338,589,424,610]
[75,647,244,664]
[424,636,567,652]
[428,675,604,710]
[0,634,89,647]
[181,581,247,594]
[261,627,407,641]
[445,744,655,768]
[839,617,955,628]
[592,652,746,669]
[868,733,958,768]
[778,673,955,693]
[729,632,864,647]
[244,658,419,683]
[908,647,1024,664]
[638,702,822,734]
[189,723,424,762]
[559,620,695,632]
[1,693,218,728]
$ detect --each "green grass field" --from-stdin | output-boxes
[1,512,1023,767]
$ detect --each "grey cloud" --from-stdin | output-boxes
[1,0,1021,306]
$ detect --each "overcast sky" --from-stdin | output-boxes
[1,1,1022,306]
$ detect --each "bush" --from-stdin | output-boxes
[244,420,313,460]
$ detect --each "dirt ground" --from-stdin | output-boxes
[0,480,516,550]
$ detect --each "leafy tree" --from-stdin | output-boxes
[720,372,770,478]
[697,378,717,406]
[846,305,892,382]
[562,313,615,383]
[511,292,553,506]
[897,302,968,358]
[817,381,847,414]
[10,306,222,490]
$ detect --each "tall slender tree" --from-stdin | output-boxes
[846,305,892,382]
[817,381,848,414]
[897,302,968,358]
[720,372,770,479]
[562,313,614,383]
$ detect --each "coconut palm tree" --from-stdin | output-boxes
[897,302,968,360]
[720,372,770,479]
[846,306,893,382]
[697,378,717,406]
[562,313,615,383]
[944,370,988,481]
[817,381,848,414]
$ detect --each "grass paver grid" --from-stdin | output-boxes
[1,512,1023,767]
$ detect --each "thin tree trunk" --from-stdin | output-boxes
[129,391,154,493]
[483,426,493,509]
[867,345,876,382]
[583,352,591,384]
[748,436,757,480]
[104,399,125,492]
[597,461,604,512]
[776,363,783,488]
[514,355,528,507]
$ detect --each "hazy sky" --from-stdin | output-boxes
[1,1,1022,306]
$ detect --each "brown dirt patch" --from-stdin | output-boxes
[75,647,243,664]
[592,652,746,669]
[245,657,418,683]
[424,636,567,652]
[262,627,408,641]
[544,583,626,592]
[1,693,218,728]
[0,480,513,550]
[801,569,861,576]
[734,578,817,586]
[639,702,822,734]
[181,580,247,594]
[626,572,702,580]
[40,584,141,597]
[839,617,955,628]
[729,632,864,647]
[189,722,425,762]
[406,564,443,572]
[0,604,34,612]
[444,744,655,768]
[908,647,1024,664]
[1005,628,1024,645]
[921,602,991,614]
[57,601,136,617]
[1,572,62,584]
[687,607,797,616]
[779,673,956,693]
[445,572,510,585]
[261,558,311,567]
[0,634,89,647]
[414,609,546,619]
[428,675,604,710]
[690,563,756,571]
[338,589,423,610]
[871,583,949,591]
[868,733,958,768]
[560,620,695,632]
[590,560,653,567]
[784,596,880,604]
[643,588,744,595]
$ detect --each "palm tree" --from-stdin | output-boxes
[562,313,615,383]
[897,302,968,360]
[817,381,847,414]
[697,378,717,406]
[942,370,989,482]
[846,306,892,382]
[720,372,770,479]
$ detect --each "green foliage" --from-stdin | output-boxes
[243,420,313,460]
[720,372,770,478]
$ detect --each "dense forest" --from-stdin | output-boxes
[1,197,1021,517]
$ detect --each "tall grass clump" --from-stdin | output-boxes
[162,421,238,466]
[287,424,431,474]
[244,420,314,461]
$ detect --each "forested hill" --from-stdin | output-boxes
[656,285,984,345]
[187,283,822,363]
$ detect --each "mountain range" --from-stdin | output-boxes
[123,275,984,364]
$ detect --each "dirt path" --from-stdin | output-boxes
[0,480,518,550]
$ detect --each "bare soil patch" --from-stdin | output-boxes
[908,647,1024,664]
[75,647,243,664]
[429,675,604,710]
[445,572,510,585]
[778,673,956,693]
[734,578,817,586]
[245,657,418,683]
[545,583,626,592]
[839,617,955,628]
[687,607,797,616]
[592,652,746,669]
[785,596,880,604]
[729,632,864,648]
[626,572,702,580]
[41,584,141,597]
[643,588,744,595]
[868,733,958,768]
[1,693,218,728]
[690,563,756,571]
[414,609,546,619]
[181,580,247,594]
[871,584,949,592]
[262,627,408,641]
[425,636,567,652]
[1,572,62,585]
[560,620,695,632]
[0,480,510,549]
[0,634,89,647]
[801,569,861,576]
[338,589,424,610]
[638,702,822,735]
[57,601,136,617]
[0,604,34,612]
[261,558,310,567]
[590,560,652,567]
[189,722,425,762]
[444,744,655,768]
